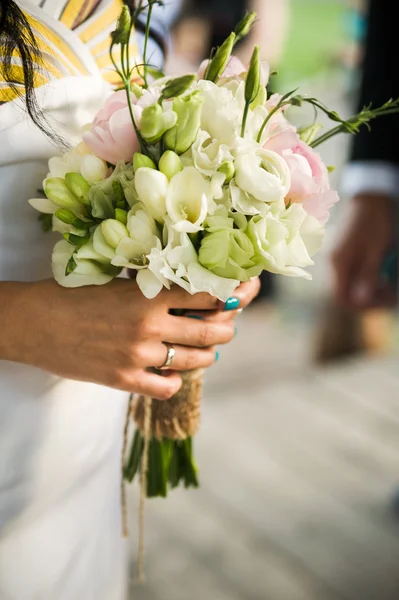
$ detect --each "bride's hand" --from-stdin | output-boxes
[2,278,259,400]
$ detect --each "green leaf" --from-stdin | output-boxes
[65,255,77,276]
[38,213,52,233]
[124,430,144,482]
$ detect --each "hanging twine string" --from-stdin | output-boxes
[137,395,152,583]
[121,393,134,538]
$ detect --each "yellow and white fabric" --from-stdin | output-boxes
[0,2,155,599]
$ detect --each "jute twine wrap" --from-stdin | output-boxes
[133,368,204,440]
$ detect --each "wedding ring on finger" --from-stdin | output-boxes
[158,343,176,370]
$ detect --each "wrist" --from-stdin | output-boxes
[0,281,38,364]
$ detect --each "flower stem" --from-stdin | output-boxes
[241,103,250,138]
[142,2,154,88]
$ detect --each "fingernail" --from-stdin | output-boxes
[215,351,220,362]
[224,297,240,311]
[187,315,203,320]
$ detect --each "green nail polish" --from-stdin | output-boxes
[215,351,220,362]
[187,315,203,320]
[224,297,240,311]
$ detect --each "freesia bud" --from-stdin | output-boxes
[205,32,236,82]
[217,161,235,183]
[44,178,83,213]
[63,232,90,247]
[115,208,128,224]
[55,209,89,230]
[101,219,128,249]
[133,152,156,172]
[158,150,183,180]
[245,45,260,105]
[164,91,204,155]
[140,103,177,144]
[65,173,91,206]
[234,11,257,41]
[161,74,196,100]
[111,5,131,45]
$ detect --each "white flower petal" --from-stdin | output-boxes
[136,268,164,299]
[52,240,114,287]
[166,167,209,230]
[135,167,169,222]
[187,262,239,302]
[28,197,59,214]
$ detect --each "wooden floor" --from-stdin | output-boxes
[127,303,399,600]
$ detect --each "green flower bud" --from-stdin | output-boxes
[158,150,183,180]
[111,5,131,45]
[101,219,128,248]
[45,178,83,213]
[205,32,236,82]
[63,232,90,247]
[164,91,204,155]
[161,74,196,100]
[245,45,260,105]
[234,11,257,42]
[140,103,178,144]
[199,226,260,281]
[64,173,91,206]
[55,209,89,230]
[250,86,267,110]
[115,208,128,224]
[297,123,323,145]
[130,83,143,98]
[133,152,156,173]
[217,161,235,184]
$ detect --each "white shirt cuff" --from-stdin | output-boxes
[341,161,399,199]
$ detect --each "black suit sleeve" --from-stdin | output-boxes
[351,0,399,165]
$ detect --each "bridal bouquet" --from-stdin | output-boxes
[29,3,399,498]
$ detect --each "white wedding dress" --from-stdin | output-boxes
[0,1,166,598]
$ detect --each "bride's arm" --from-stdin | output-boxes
[0,278,259,399]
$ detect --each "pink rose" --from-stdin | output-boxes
[83,90,142,165]
[283,140,338,224]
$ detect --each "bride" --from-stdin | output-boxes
[0,1,259,598]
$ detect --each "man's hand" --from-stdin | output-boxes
[331,193,397,308]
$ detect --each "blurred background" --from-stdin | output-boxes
[128,2,399,598]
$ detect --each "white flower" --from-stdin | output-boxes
[232,148,291,214]
[111,203,162,270]
[247,201,324,279]
[135,167,169,222]
[51,240,116,287]
[144,231,240,301]
[48,142,107,183]
[198,79,245,144]
[166,166,210,232]
[191,130,234,177]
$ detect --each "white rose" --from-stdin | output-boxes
[191,130,234,177]
[232,148,291,215]
[247,201,324,278]
[198,80,245,144]
[166,166,210,233]
[135,167,169,223]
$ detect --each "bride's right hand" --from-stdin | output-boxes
[2,278,259,400]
